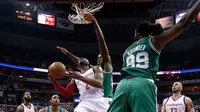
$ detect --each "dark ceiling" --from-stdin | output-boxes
[0,0,199,43]
[52,0,164,18]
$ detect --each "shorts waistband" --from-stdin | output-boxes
[104,97,112,102]
[125,75,154,84]
[145,78,154,84]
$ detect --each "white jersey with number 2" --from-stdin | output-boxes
[74,68,109,112]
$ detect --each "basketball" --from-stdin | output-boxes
[48,62,66,79]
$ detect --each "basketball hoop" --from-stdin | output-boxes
[68,1,104,24]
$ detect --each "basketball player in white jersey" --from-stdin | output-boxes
[49,58,109,112]
[16,91,38,112]
[56,13,113,103]
[161,82,195,112]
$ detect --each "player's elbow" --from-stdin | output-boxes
[60,91,73,98]
[61,83,76,98]
[54,88,73,98]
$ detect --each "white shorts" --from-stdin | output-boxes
[74,97,109,112]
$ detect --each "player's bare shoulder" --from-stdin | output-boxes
[62,108,68,112]
[93,65,103,73]
[38,108,46,112]
[184,96,195,112]
[16,105,24,112]
[92,66,103,81]
[184,96,192,101]
[184,96,193,106]
[163,98,169,104]
[161,98,169,112]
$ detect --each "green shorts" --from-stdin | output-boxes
[107,77,157,112]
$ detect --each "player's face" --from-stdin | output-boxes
[51,95,60,106]
[23,92,31,102]
[24,92,31,99]
[78,58,90,69]
[172,82,182,93]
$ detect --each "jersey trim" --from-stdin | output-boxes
[92,67,95,73]
[34,106,36,112]
[73,80,79,93]
[165,97,170,106]
[172,95,182,101]
[22,103,32,109]
[21,103,36,112]
[149,38,160,55]
[104,97,112,101]
[145,78,154,84]
[164,97,170,110]
[103,71,112,74]
[20,105,24,112]
[183,96,187,112]
[45,106,49,112]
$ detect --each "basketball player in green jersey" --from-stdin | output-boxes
[84,13,113,101]
[57,13,113,101]
[108,0,200,111]
[39,94,68,112]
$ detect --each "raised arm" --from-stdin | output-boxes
[152,0,200,50]
[49,75,76,98]
[185,97,195,112]
[92,17,111,63]
[57,46,80,65]
[84,13,113,72]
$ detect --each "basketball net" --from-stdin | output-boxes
[68,1,104,24]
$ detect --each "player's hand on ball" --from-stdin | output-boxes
[84,13,96,23]
[48,73,55,83]
[66,70,81,79]
[72,71,82,79]
[65,69,74,75]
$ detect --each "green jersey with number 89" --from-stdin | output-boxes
[122,37,160,81]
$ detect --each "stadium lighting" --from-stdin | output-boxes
[26,3,30,6]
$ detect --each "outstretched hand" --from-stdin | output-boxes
[84,13,96,23]
[56,46,68,54]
